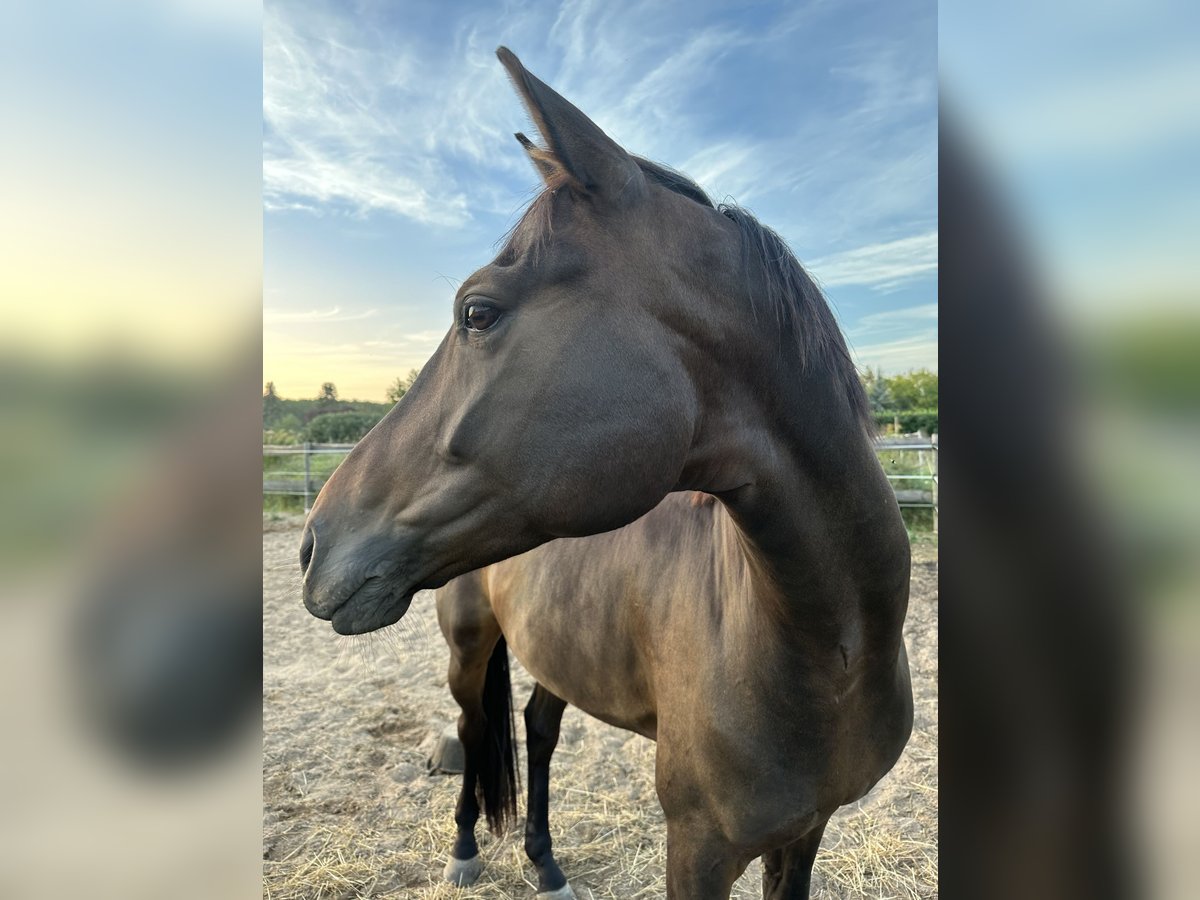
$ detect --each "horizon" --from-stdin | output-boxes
[263,364,940,408]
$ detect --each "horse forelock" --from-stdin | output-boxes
[494,178,565,266]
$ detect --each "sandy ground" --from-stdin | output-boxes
[264,516,937,899]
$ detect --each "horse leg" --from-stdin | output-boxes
[441,648,491,885]
[760,820,828,899]
[663,816,746,899]
[523,683,573,898]
[437,578,505,887]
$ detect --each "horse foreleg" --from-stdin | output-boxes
[760,820,828,899]
[523,683,573,898]
[437,577,505,886]
[442,651,491,886]
[663,816,745,899]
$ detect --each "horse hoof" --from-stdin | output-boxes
[536,884,577,900]
[443,854,484,886]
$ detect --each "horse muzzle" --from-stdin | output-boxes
[300,524,417,634]
[327,580,415,635]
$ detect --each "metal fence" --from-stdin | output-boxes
[265,434,938,528]
[263,443,356,512]
[874,433,938,531]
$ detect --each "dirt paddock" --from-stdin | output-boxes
[264,516,938,898]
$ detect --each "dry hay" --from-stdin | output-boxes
[264,525,938,899]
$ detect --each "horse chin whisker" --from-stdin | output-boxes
[390,609,427,646]
[326,587,428,668]
[334,610,426,671]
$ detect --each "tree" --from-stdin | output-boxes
[318,382,338,403]
[385,368,422,404]
[385,377,405,404]
[860,367,893,413]
[306,411,383,443]
[887,369,938,411]
[263,381,282,428]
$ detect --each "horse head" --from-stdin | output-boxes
[302,49,771,634]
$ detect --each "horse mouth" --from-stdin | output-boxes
[325,577,416,635]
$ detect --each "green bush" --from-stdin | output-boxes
[306,411,383,443]
[274,413,302,433]
[873,408,938,435]
[263,428,301,445]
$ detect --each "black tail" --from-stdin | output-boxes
[478,635,518,834]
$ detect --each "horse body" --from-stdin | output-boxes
[440,475,912,862]
[301,47,913,898]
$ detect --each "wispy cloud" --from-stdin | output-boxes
[263,306,379,324]
[809,232,938,291]
[850,331,939,373]
[362,331,446,351]
[854,302,939,328]
[678,140,766,203]
[263,155,469,225]
[264,0,935,245]
[845,300,938,373]
[263,5,477,225]
[262,2,748,224]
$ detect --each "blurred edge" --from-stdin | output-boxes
[940,108,1137,899]
[0,2,262,900]
[941,2,1199,898]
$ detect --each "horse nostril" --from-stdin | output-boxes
[299,527,315,576]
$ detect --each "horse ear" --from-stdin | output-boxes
[497,47,645,203]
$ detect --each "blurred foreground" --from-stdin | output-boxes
[0,356,264,900]
[0,2,261,898]
[941,2,1200,897]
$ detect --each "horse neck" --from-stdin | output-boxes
[696,345,910,650]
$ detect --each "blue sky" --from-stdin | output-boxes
[264,0,937,401]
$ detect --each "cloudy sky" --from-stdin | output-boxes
[264,0,937,401]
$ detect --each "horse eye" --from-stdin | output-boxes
[464,303,500,332]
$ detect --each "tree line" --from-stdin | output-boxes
[263,370,421,444]
[264,367,936,444]
[860,368,938,434]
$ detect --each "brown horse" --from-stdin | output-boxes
[301,48,913,899]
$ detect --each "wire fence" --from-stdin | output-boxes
[874,433,938,531]
[265,434,938,529]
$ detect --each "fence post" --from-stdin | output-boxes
[931,433,938,534]
[303,441,312,514]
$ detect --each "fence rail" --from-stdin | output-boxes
[875,433,938,530]
[263,443,357,511]
[265,435,938,529]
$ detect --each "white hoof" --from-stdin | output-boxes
[537,884,577,900]
[442,854,484,886]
